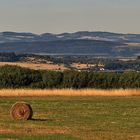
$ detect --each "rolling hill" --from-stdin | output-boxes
[0,31,140,57]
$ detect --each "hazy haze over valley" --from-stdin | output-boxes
[0,0,140,57]
[0,31,140,57]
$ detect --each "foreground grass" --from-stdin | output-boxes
[0,96,140,140]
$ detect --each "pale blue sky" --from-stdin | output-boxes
[0,0,139,34]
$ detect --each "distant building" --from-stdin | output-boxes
[99,67,105,71]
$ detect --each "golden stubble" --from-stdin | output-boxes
[0,89,140,97]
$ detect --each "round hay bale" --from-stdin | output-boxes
[10,102,33,120]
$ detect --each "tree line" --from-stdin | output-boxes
[0,65,140,89]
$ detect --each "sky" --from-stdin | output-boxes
[0,0,140,34]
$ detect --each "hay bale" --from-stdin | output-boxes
[10,102,33,120]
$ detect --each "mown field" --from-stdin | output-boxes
[0,62,67,71]
[0,95,140,140]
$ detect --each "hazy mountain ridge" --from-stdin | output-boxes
[0,31,140,57]
[1,31,140,43]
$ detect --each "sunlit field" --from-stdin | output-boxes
[0,89,140,139]
[0,89,140,97]
[0,96,140,140]
[0,62,67,71]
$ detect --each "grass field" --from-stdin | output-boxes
[0,96,140,140]
[0,89,140,97]
[0,62,67,71]
[0,62,100,71]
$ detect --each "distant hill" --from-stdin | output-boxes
[0,31,140,57]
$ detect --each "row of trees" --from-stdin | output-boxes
[105,61,140,71]
[0,65,140,89]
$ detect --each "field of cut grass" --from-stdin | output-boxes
[0,89,140,97]
[0,62,67,71]
[0,62,98,71]
[0,96,140,140]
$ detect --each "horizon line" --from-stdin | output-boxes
[0,30,140,35]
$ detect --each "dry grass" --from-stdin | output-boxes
[0,62,67,71]
[0,125,70,135]
[0,89,140,97]
[71,63,95,69]
[0,96,140,139]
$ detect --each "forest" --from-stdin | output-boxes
[0,65,140,89]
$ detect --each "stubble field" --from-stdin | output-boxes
[0,89,140,140]
[0,89,140,97]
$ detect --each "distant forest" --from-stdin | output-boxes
[0,65,140,89]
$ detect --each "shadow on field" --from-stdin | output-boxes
[31,118,53,122]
